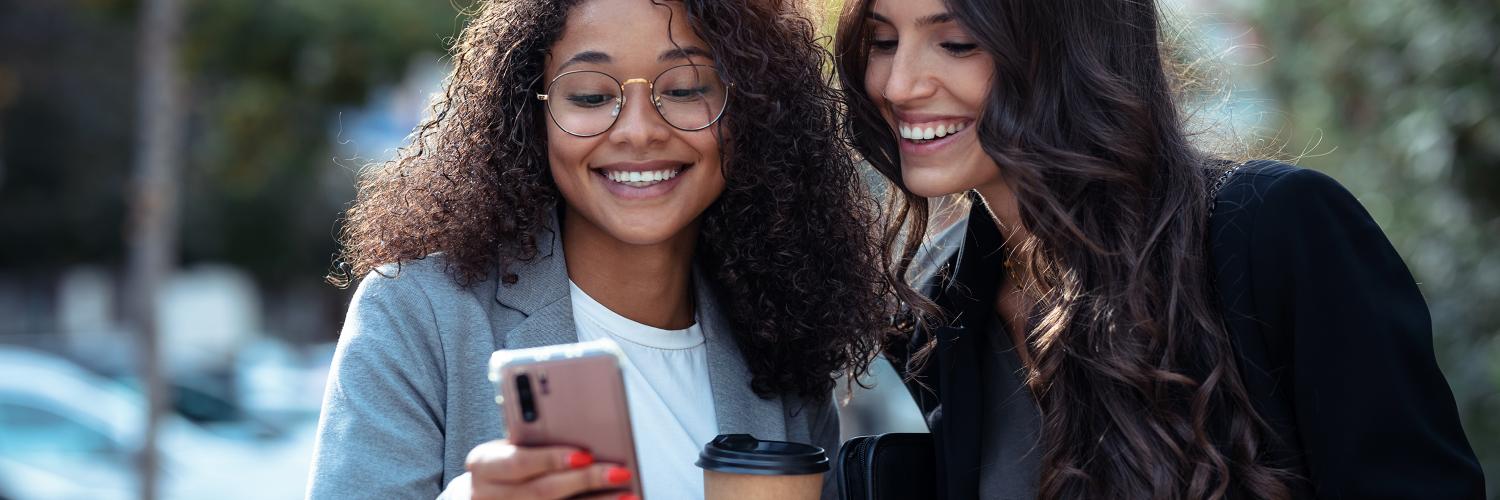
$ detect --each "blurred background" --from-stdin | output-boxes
[0,0,1494,498]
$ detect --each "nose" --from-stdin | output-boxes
[877,44,939,105]
[607,79,671,148]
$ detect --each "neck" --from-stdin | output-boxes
[561,208,698,330]
[973,177,1026,245]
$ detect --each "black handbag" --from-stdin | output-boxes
[835,433,938,500]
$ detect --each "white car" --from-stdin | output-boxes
[0,347,315,500]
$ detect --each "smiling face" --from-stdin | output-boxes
[863,0,1001,198]
[545,0,727,247]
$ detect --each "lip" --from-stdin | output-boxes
[591,159,693,201]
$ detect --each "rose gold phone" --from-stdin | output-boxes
[489,340,642,497]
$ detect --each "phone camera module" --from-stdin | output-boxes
[517,373,539,422]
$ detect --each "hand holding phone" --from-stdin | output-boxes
[463,340,642,500]
[462,439,634,500]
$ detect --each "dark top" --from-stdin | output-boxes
[976,316,1041,498]
[889,161,1485,499]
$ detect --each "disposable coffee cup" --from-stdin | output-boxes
[696,434,829,500]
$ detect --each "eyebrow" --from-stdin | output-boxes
[558,50,610,71]
[659,46,712,63]
[868,12,955,27]
[557,46,713,71]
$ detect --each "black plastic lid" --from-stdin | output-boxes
[695,434,830,476]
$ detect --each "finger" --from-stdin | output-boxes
[466,441,593,484]
[520,464,633,499]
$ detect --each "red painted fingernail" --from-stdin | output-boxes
[567,451,593,468]
[618,494,639,500]
[606,466,632,484]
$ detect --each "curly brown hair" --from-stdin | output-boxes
[331,0,889,401]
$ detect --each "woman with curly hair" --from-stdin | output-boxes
[307,0,887,498]
[835,0,1483,498]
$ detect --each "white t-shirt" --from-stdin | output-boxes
[570,281,718,499]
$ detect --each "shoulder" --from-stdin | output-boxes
[352,254,496,313]
[1211,161,1413,308]
[1208,161,1396,298]
[340,256,460,351]
[357,254,466,295]
[341,253,505,359]
[1212,161,1374,242]
[1215,161,1350,211]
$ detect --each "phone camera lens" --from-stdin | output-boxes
[517,374,539,422]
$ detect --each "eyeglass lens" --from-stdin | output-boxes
[546,65,727,136]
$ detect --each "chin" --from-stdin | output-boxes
[597,216,691,247]
[901,168,978,198]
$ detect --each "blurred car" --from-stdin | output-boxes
[0,346,315,500]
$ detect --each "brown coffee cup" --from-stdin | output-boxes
[696,434,829,500]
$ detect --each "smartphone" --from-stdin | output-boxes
[488,339,642,497]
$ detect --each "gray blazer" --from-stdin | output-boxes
[306,224,840,499]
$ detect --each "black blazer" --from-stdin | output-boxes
[890,161,1484,498]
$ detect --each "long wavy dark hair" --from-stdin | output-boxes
[332,0,888,401]
[838,1,1294,498]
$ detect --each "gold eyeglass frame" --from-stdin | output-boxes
[536,64,734,137]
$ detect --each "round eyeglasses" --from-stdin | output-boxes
[537,64,733,137]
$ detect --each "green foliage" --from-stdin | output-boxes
[1231,0,1500,491]
[178,0,463,284]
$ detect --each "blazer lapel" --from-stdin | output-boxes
[696,272,787,441]
[931,198,1011,498]
[496,214,578,348]
[505,296,577,349]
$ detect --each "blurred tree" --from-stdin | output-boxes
[126,0,185,495]
[1233,0,1500,492]
[177,0,463,287]
[0,0,463,288]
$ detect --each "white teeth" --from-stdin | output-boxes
[898,121,968,141]
[604,168,681,186]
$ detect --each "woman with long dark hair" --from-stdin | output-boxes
[836,0,1483,498]
[306,0,886,498]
